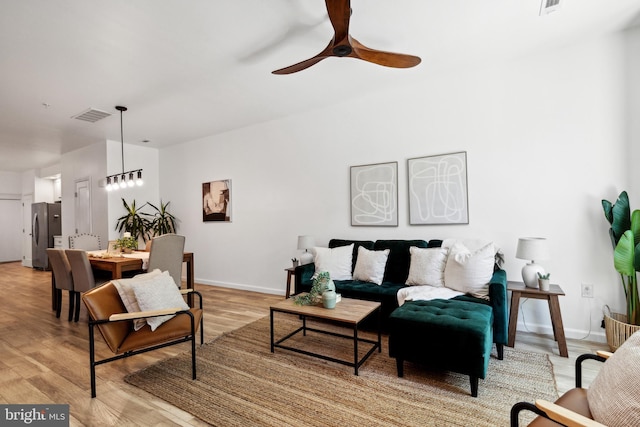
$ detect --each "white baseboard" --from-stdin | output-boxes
[515,321,606,344]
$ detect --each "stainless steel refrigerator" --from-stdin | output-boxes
[32,202,62,270]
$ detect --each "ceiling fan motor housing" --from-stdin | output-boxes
[333,45,352,56]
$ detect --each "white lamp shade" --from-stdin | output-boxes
[516,237,549,288]
[297,235,314,250]
[516,237,550,261]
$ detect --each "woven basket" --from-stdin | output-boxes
[604,312,640,351]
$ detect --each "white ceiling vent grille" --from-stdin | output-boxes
[71,108,112,123]
[540,0,561,15]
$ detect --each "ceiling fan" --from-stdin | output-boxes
[272,0,421,75]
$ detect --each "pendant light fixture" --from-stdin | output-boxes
[105,106,143,191]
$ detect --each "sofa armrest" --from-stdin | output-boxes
[488,269,508,345]
[294,263,315,294]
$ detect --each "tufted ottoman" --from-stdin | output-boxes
[388,299,496,397]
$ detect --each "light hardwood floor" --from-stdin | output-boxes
[0,262,608,426]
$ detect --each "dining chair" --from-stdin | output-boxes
[69,233,102,250]
[66,249,109,322]
[46,248,75,321]
[147,234,186,287]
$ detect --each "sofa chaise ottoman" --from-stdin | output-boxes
[388,298,496,397]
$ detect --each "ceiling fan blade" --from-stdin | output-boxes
[271,1,420,74]
[325,0,351,42]
[272,54,329,75]
[351,37,421,68]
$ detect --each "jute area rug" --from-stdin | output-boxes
[125,316,558,427]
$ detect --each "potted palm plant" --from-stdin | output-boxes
[115,198,151,243]
[601,190,640,349]
[147,200,178,236]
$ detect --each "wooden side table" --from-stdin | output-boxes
[285,267,296,298]
[507,281,568,357]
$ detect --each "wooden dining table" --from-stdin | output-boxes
[50,251,194,310]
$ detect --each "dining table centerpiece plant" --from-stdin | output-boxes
[114,234,139,253]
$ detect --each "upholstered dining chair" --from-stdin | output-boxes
[147,234,185,287]
[46,248,75,321]
[69,233,102,250]
[66,249,109,322]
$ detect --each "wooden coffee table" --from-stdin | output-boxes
[270,295,381,375]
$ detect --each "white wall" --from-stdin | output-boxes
[627,22,640,202]
[158,33,634,342]
[0,171,22,262]
[61,142,108,247]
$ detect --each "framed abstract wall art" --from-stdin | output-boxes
[203,179,231,222]
[407,151,468,225]
[350,161,398,227]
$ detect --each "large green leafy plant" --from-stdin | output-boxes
[148,200,178,236]
[115,198,151,242]
[602,191,640,325]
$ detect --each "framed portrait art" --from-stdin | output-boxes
[407,151,468,225]
[350,161,398,227]
[203,179,231,222]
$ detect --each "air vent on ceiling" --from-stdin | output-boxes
[540,0,561,15]
[71,108,112,123]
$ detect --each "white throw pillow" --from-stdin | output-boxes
[313,244,354,280]
[587,331,640,426]
[130,271,190,331]
[352,246,390,286]
[405,247,448,287]
[111,269,164,331]
[444,242,496,299]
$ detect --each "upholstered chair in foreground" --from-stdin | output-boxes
[82,271,203,397]
[511,330,640,426]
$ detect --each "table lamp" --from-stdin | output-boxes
[297,235,315,265]
[516,237,550,288]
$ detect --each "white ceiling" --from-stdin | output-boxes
[1,0,639,172]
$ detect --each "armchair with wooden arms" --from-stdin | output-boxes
[511,329,640,427]
[82,280,203,397]
[511,352,610,427]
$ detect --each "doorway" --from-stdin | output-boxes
[75,178,92,234]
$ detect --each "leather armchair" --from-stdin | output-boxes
[510,351,611,427]
[82,281,203,397]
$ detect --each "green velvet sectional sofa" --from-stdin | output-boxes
[293,238,508,350]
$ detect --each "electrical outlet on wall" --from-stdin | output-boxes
[581,283,594,298]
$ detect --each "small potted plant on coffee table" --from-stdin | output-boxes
[293,271,334,306]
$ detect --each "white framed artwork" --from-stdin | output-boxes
[408,151,469,225]
[350,161,398,227]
